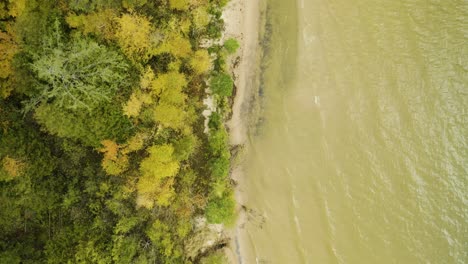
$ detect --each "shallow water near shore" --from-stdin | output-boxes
[240,0,467,263]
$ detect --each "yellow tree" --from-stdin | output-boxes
[123,68,156,118]
[7,0,26,17]
[149,71,189,130]
[190,49,211,74]
[122,93,143,118]
[190,0,209,7]
[66,10,117,40]
[137,144,180,208]
[99,140,129,176]
[192,6,210,29]
[150,71,187,96]
[122,133,147,153]
[169,0,190,11]
[0,27,18,98]
[1,156,25,180]
[153,102,186,129]
[140,67,156,90]
[115,13,152,59]
[152,32,192,58]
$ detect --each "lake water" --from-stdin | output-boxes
[240,0,467,263]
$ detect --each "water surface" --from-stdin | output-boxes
[241,0,467,263]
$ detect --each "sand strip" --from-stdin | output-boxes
[222,0,264,263]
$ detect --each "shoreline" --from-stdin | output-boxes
[222,0,264,263]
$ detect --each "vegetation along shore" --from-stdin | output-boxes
[0,0,257,262]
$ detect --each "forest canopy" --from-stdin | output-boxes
[0,0,237,262]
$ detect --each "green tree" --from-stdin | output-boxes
[68,0,122,12]
[146,220,183,262]
[34,101,132,147]
[122,0,147,9]
[30,31,129,110]
[111,235,138,264]
[173,133,199,161]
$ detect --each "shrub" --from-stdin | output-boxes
[223,38,239,54]
[200,252,227,264]
[205,191,236,225]
[210,73,233,97]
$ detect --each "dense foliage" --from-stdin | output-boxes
[0,0,237,262]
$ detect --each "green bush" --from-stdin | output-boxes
[208,112,222,130]
[208,128,228,153]
[210,73,233,97]
[200,251,228,264]
[209,153,230,180]
[223,38,239,54]
[205,191,236,225]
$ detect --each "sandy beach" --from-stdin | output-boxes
[223,0,261,147]
[222,0,264,263]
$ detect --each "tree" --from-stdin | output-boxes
[139,145,179,180]
[150,71,187,96]
[153,102,187,129]
[190,49,211,74]
[111,235,138,264]
[123,132,147,153]
[137,144,180,208]
[99,140,129,176]
[115,13,152,59]
[192,6,210,29]
[123,93,144,118]
[0,0,240,262]
[30,32,129,110]
[152,33,192,58]
[146,220,181,261]
[34,101,132,147]
[210,72,233,97]
[149,71,189,130]
[68,0,123,12]
[0,0,26,18]
[1,156,25,181]
[122,0,147,9]
[169,0,190,11]
[123,69,154,118]
[0,28,18,98]
[173,133,199,161]
[66,9,117,40]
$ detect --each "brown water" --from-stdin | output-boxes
[240,0,467,263]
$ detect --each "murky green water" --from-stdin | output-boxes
[240,0,467,263]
